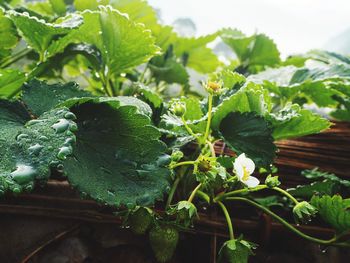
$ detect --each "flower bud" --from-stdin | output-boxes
[206,81,222,94]
[170,100,186,117]
[293,201,317,224]
[265,174,281,188]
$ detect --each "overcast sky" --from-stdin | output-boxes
[148,0,350,56]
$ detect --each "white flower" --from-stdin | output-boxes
[233,153,259,188]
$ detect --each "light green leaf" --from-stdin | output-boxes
[219,111,276,167]
[49,0,66,15]
[22,79,90,117]
[0,69,25,98]
[311,195,350,233]
[110,0,159,29]
[221,29,280,68]
[8,10,83,60]
[62,97,170,207]
[49,6,160,76]
[270,104,330,140]
[0,100,77,195]
[0,8,18,49]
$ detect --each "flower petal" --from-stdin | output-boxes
[234,160,244,180]
[244,176,260,188]
[241,155,255,175]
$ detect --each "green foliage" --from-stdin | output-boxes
[0,69,25,98]
[22,79,90,116]
[0,8,18,50]
[311,195,350,233]
[270,104,330,140]
[62,97,170,207]
[49,6,160,76]
[221,28,280,73]
[8,10,83,61]
[218,111,276,167]
[0,100,77,195]
[0,1,348,261]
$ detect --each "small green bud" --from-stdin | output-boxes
[170,100,186,117]
[293,201,317,224]
[265,174,281,188]
[171,150,184,162]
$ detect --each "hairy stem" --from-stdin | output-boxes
[203,93,213,143]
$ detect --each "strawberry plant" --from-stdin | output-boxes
[0,0,349,262]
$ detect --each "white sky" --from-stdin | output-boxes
[148,0,350,56]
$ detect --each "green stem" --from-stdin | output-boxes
[203,93,213,143]
[188,183,202,203]
[170,160,196,169]
[166,176,181,209]
[217,201,234,240]
[206,140,216,158]
[196,190,210,203]
[181,116,199,140]
[273,186,299,205]
[214,185,267,201]
[0,48,32,68]
[226,197,346,246]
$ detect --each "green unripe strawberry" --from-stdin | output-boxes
[149,225,179,262]
[128,207,153,235]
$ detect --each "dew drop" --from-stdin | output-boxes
[64,112,77,120]
[51,119,70,133]
[16,133,29,141]
[10,164,37,185]
[57,146,72,160]
[26,119,44,126]
[39,135,48,141]
[28,143,44,155]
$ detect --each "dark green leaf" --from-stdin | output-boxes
[311,195,350,233]
[22,79,90,117]
[62,97,170,207]
[0,100,77,194]
[219,111,276,167]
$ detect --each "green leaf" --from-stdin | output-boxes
[218,111,276,167]
[8,10,83,60]
[0,69,25,98]
[149,46,189,85]
[49,0,66,15]
[221,29,280,69]
[0,100,77,194]
[211,83,270,130]
[49,6,161,76]
[110,0,159,29]
[288,180,341,198]
[22,79,90,117]
[302,168,350,187]
[61,97,170,207]
[270,104,330,140]
[311,195,350,233]
[173,33,221,73]
[0,8,18,49]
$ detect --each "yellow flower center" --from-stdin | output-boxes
[242,166,250,181]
